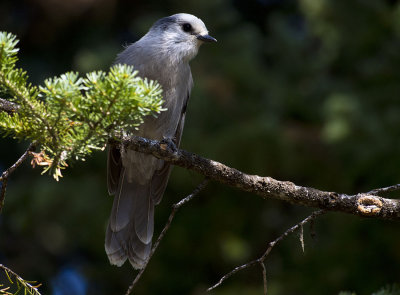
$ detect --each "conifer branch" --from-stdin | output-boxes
[0,264,41,295]
[0,32,165,179]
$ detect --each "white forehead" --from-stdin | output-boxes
[152,13,208,33]
[172,13,206,28]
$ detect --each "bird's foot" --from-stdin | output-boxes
[160,136,178,156]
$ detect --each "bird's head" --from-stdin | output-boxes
[146,13,217,62]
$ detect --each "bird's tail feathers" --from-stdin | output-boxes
[105,171,154,269]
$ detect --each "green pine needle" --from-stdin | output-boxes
[0,31,165,180]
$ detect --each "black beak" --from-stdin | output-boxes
[196,34,217,43]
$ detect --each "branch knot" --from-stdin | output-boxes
[357,194,383,216]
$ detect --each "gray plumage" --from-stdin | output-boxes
[105,13,216,269]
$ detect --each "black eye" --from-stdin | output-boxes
[182,23,192,32]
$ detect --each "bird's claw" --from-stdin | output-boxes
[160,137,178,155]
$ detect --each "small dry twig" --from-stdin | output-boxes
[207,210,326,294]
[125,178,209,295]
[366,183,400,196]
[0,143,36,212]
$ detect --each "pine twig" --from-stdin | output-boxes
[0,264,41,295]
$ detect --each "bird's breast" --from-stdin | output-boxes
[118,46,192,140]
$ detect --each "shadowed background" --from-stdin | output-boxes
[1,0,400,294]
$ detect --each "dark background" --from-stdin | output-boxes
[1,0,400,294]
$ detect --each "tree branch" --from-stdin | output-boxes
[125,179,209,295]
[0,97,19,114]
[366,183,400,195]
[110,135,400,221]
[3,98,400,293]
[0,263,41,295]
[3,98,399,221]
[207,210,326,293]
[0,143,36,212]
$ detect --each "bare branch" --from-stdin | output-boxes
[111,136,400,221]
[0,143,36,212]
[0,97,19,114]
[366,183,400,196]
[207,210,325,292]
[0,177,8,213]
[260,262,267,295]
[125,178,209,295]
[299,224,304,253]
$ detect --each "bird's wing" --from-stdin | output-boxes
[105,70,193,269]
[149,88,191,205]
[107,145,122,196]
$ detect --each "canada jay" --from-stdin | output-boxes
[105,13,216,268]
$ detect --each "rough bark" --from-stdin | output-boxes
[0,97,19,114]
[110,136,400,221]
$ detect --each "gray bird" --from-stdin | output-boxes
[105,13,216,269]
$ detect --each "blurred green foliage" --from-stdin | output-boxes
[0,0,400,294]
[339,284,400,295]
[373,284,400,295]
